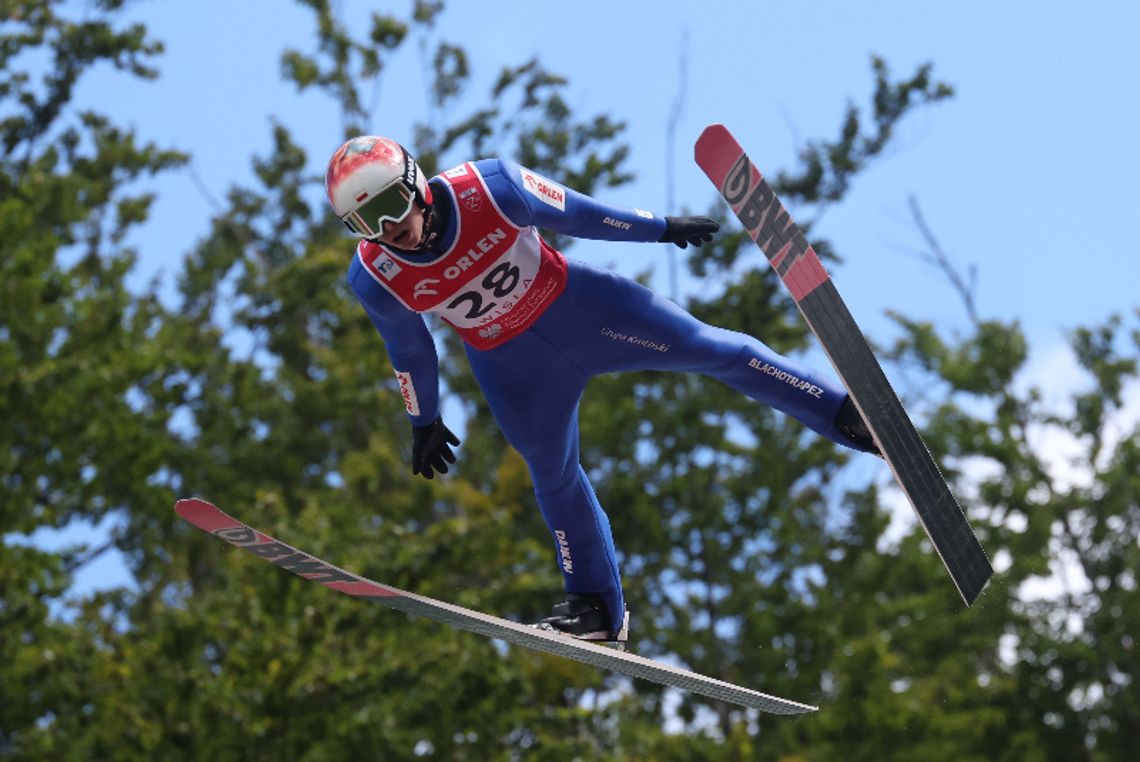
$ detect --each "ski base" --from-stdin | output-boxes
[694,123,993,605]
[175,498,817,715]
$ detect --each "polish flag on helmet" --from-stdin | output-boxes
[325,136,432,219]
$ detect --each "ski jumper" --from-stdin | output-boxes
[348,158,858,635]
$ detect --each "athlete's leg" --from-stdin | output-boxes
[539,261,872,451]
[465,331,626,634]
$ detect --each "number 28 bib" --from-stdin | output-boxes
[357,162,568,350]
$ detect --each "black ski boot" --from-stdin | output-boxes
[532,593,630,648]
[835,396,881,456]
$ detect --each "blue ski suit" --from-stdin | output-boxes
[348,158,861,635]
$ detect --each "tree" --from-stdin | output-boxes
[772,211,1140,761]
[1,1,186,756]
[0,1,658,758]
[13,1,1137,759]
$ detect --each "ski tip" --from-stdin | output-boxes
[175,497,244,535]
[694,123,747,186]
[695,123,729,154]
[174,497,216,518]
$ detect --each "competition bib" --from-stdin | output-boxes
[357,162,567,349]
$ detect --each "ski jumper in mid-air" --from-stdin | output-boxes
[326,136,878,644]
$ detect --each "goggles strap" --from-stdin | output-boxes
[399,144,418,199]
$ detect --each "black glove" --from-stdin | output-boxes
[411,417,461,479]
[658,215,719,249]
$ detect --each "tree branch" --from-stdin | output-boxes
[907,194,979,325]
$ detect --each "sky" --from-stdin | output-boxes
[20,0,1140,595]
[86,0,1140,351]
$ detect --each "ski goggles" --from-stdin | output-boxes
[340,181,415,239]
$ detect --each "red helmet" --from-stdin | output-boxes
[325,136,432,239]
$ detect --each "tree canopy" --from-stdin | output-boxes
[2,1,1136,760]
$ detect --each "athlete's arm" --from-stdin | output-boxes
[479,158,668,243]
[347,253,441,427]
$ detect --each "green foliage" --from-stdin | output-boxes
[773,56,954,206]
[5,1,1138,759]
[1,0,187,756]
[279,0,408,131]
[876,304,1140,762]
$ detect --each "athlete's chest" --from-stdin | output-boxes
[356,165,536,319]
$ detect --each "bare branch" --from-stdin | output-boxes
[664,30,689,302]
[907,194,979,325]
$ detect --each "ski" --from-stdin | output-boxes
[175,498,817,715]
[694,124,992,606]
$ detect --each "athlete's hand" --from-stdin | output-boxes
[659,215,719,249]
[411,417,461,479]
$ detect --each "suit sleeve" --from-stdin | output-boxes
[347,253,441,427]
[478,158,668,243]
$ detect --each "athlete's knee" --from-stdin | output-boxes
[530,459,583,497]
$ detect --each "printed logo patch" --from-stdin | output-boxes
[747,357,824,398]
[478,324,503,341]
[555,530,573,574]
[374,252,402,280]
[519,168,566,211]
[459,186,483,212]
[395,370,420,416]
[413,278,440,299]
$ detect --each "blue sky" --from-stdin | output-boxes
[25,1,1140,593]
[88,0,1140,351]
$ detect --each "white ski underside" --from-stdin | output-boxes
[176,498,816,715]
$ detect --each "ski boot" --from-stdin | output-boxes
[835,396,882,456]
[532,592,630,651]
